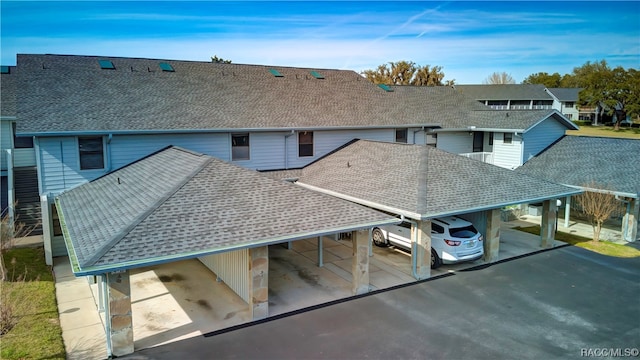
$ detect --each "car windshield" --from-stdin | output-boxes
[449,225,478,238]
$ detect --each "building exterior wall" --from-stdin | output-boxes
[522,117,568,163]
[492,132,523,169]
[1,119,14,173]
[435,132,473,154]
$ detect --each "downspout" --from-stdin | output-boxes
[106,134,113,172]
[284,130,295,169]
[412,126,426,145]
[102,274,113,359]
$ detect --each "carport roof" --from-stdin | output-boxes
[295,140,581,219]
[515,136,640,198]
[56,146,398,276]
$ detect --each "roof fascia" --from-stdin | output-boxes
[19,124,443,137]
[563,184,638,199]
[69,217,400,276]
[0,116,17,121]
[420,188,584,220]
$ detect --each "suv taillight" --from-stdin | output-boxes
[479,235,484,241]
[444,239,461,246]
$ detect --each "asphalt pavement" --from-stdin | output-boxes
[122,245,640,360]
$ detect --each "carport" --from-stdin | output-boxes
[55,146,398,357]
[295,140,582,279]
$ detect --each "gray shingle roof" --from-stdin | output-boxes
[516,136,640,197]
[16,54,448,134]
[441,109,574,132]
[1,66,16,117]
[456,84,552,101]
[56,146,397,275]
[296,140,580,219]
[546,88,581,102]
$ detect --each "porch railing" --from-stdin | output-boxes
[460,152,494,164]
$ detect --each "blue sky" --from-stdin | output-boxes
[1,1,638,83]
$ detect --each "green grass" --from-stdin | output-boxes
[513,225,640,258]
[566,125,640,139]
[1,247,66,360]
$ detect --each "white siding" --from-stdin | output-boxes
[110,133,229,169]
[199,249,250,304]
[38,137,105,195]
[436,132,473,154]
[234,132,285,170]
[493,132,523,169]
[286,129,392,169]
[522,117,568,163]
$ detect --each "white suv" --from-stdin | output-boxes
[372,216,484,269]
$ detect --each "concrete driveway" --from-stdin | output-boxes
[122,245,640,360]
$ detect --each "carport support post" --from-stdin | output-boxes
[106,270,134,357]
[317,236,323,267]
[564,196,571,228]
[414,220,431,280]
[351,230,370,295]
[249,246,269,320]
[541,199,558,248]
[484,209,501,263]
[623,197,639,241]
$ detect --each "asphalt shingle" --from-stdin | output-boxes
[56,146,396,274]
[297,140,580,219]
[455,84,552,101]
[516,136,640,196]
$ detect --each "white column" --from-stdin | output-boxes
[564,196,571,228]
[41,195,53,265]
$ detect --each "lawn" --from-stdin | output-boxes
[1,247,66,360]
[513,225,640,258]
[566,124,640,139]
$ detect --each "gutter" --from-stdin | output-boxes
[18,124,443,137]
[431,127,525,133]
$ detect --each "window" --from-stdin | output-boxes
[472,132,483,152]
[299,131,313,157]
[488,132,494,146]
[503,133,513,144]
[564,113,573,120]
[431,223,445,234]
[231,133,250,161]
[78,137,105,170]
[395,129,408,143]
[565,102,575,108]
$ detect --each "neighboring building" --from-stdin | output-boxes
[545,87,582,121]
[516,136,640,242]
[455,84,554,110]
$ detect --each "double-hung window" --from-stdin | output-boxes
[299,131,313,157]
[78,136,105,170]
[231,133,250,161]
[503,133,513,144]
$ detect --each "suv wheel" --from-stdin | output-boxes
[372,228,388,247]
[431,249,442,269]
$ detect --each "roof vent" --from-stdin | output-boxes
[269,69,284,77]
[159,62,174,72]
[0,66,9,74]
[378,84,394,92]
[310,71,324,79]
[98,60,115,70]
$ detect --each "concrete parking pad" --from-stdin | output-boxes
[124,245,640,360]
[56,223,565,358]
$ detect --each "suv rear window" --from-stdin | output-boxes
[449,225,478,238]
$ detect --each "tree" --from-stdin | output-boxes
[483,72,515,84]
[522,72,576,87]
[522,72,563,87]
[574,182,620,242]
[211,55,232,64]
[1,206,35,281]
[361,61,449,86]
[571,60,639,129]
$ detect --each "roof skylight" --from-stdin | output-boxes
[310,71,324,79]
[0,66,9,74]
[159,62,175,72]
[269,69,284,77]
[378,84,394,92]
[98,60,115,70]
